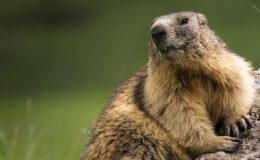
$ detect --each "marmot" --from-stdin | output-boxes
[80,11,255,160]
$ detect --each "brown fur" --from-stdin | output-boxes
[81,11,255,160]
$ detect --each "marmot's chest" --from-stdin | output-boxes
[145,75,227,107]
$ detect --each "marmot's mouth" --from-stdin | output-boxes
[155,42,188,56]
[156,43,175,55]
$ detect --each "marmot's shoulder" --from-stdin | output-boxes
[103,65,148,112]
[87,65,149,137]
[82,65,185,160]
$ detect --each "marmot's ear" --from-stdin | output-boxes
[197,13,207,28]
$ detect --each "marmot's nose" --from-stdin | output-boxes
[151,25,166,43]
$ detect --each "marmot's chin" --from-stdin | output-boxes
[157,46,177,58]
[158,48,169,56]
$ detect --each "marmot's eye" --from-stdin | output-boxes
[180,18,189,25]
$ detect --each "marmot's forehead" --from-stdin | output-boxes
[166,11,196,17]
[152,11,199,28]
[153,11,198,23]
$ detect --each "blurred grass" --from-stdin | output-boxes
[0,0,260,159]
[1,0,260,93]
[0,88,112,160]
[252,5,260,14]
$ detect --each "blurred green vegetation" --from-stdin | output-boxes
[0,88,110,160]
[0,0,260,159]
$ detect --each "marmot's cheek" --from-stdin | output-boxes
[170,39,185,49]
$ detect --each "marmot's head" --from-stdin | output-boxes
[150,11,217,61]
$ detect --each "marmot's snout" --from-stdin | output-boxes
[151,25,166,45]
[151,25,170,54]
[151,23,173,55]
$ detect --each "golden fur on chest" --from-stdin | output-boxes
[145,44,254,124]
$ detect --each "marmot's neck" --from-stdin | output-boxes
[143,47,238,113]
[147,37,234,87]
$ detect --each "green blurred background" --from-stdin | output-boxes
[0,0,259,159]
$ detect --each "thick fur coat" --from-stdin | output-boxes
[81,11,255,160]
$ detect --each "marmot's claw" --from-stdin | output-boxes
[224,136,242,143]
[219,116,252,137]
[243,116,252,128]
[236,116,252,132]
[237,118,247,131]
[231,124,239,137]
[221,136,241,153]
[219,124,230,136]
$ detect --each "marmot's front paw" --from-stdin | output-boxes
[219,116,251,137]
[219,136,242,153]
